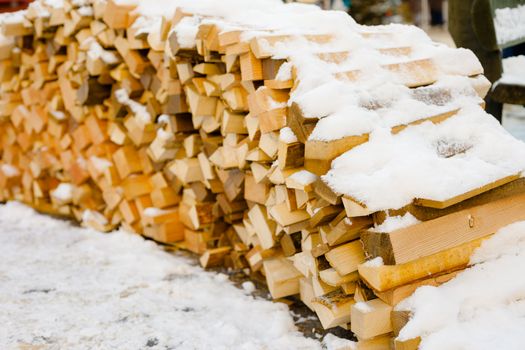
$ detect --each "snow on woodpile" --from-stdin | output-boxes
[112,0,517,211]
[397,221,525,350]
[370,213,420,233]
[494,4,525,46]
[323,105,525,211]
[3,0,525,345]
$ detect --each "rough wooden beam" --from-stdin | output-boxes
[363,192,525,265]
[358,236,487,292]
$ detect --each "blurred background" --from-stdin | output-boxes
[0,0,31,12]
[287,0,447,28]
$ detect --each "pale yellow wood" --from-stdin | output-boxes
[376,270,460,306]
[300,277,316,311]
[247,204,276,250]
[325,240,365,276]
[269,202,310,227]
[388,191,525,264]
[312,290,355,329]
[351,299,393,340]
[263,257,302,299]
[356,334,393,350]
[358,236,488,292]
[319,268,360,287]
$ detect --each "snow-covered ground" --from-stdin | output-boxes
[0,202,352,350]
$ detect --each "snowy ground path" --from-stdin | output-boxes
[0,202,350,350]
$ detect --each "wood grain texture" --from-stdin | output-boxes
[358,236,487,292]
[364,191,525,264]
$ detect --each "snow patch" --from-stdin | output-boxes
[276,62,293,81]
[353,301,373,314]
[371,213,420,233]
[322,333,357,350]
[242,281,256,294]
[363,257,384,267]
[51,183,74,202]
[289,170,317,186]
[115,88,152,125]
[279,127,298,144]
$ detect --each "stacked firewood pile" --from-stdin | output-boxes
[2,1,525,348]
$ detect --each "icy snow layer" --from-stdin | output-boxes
[397,220,525,350]
[323,105,525,211]
[497,55,525,87]
[0,202,347,350]
[494,4,525,46]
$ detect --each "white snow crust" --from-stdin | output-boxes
[371,213,420,233]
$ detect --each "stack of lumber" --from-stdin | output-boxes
[1,1,525,348]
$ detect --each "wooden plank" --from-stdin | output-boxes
[321,215,372,247]
[342,196,374,217]
[414,173,520,209]
[351,299,393,340]
[247,204,276,250]
[240,51,263,81]
[363,191,525,265]
[358,236,487,292]
[312,289,355,329]
[394,337,421,350]
[325,240,365,276]
[263,257,302,299]
[200,247,232,268]
[102,0,137,29]
[375,177,525,224]
[304,134,369,176]
[319,268,359,287]
[376,270,460,306]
